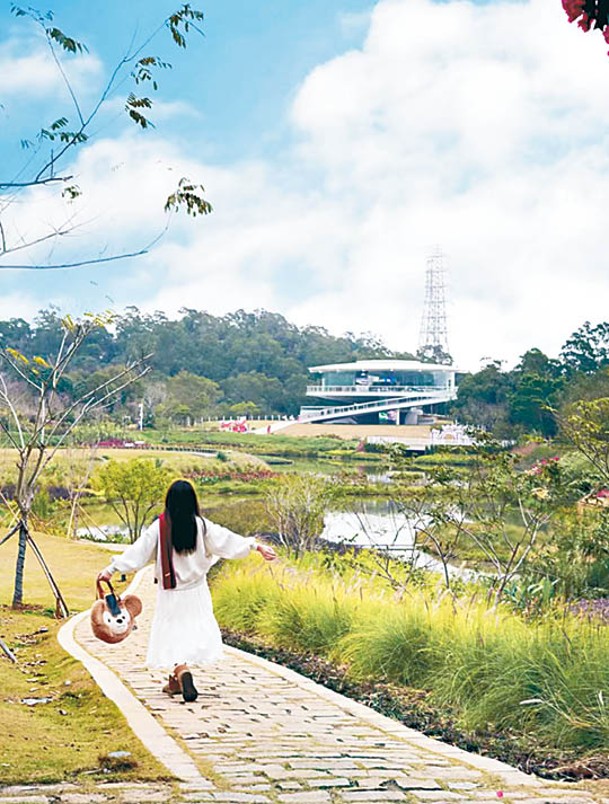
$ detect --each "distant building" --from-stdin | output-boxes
[300,359,458,425]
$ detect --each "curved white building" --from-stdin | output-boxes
[300,359,457,424]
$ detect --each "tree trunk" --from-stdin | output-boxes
[11,520,27,609]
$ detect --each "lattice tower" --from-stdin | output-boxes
[418,249,450,362]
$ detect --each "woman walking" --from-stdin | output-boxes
[97,479,276,702]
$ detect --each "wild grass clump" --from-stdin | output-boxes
[258,579,360,655]
[211,556,609,754]
[212,557,280,633]
[213,556,360,655]
[339,597,443,686]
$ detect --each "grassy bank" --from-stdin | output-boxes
[0,610,168,785]
[0,530,124,611]
[138,428,363,459]
[0,532,167,785]
[211,554,609,771]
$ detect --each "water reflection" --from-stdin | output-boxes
[322,503,419,551]
[321,502,477,581]
[76,525,127,542]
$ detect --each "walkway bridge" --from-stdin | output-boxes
[299,386,456,424]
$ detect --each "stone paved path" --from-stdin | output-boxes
[3,567,608,804]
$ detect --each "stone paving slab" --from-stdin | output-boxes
[8,565,605,804]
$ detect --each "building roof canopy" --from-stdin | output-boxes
[308,359,456,374]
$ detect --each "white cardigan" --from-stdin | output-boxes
[104,516,257,590]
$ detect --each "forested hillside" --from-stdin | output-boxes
[2,308,607,435]
[453,322,609,438]
[0,307,414,422]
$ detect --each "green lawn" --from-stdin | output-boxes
[0,532,168,785]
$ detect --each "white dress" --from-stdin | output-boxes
[104,516,256,669]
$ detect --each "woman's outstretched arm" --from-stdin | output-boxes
[203,518,276,561]
[97,519,159,580]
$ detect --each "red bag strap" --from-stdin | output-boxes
[159,512,176,590]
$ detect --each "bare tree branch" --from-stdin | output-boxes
[0,176,73,189]
[0,246,151,271]
[0,374,27,449]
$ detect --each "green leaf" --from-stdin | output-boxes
[50,117,69,131]
[46,26,88,55]
[125,94,154,129]
[62,184,82,202]
[165,177,212,217]
[167,4,205,49]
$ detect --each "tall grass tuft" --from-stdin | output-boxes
[258,581,359,656]
[212,555,280,633]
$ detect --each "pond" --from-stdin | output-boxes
[77,497,475,580]
[321,500,477,581]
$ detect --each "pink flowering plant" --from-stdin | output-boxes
[563,0,609,53]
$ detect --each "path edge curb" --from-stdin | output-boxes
[57,567,210,787]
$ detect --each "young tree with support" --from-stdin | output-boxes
[0,312,149,616]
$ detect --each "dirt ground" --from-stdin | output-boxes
[275,423,433,440]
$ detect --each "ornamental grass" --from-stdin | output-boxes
[212,555,609,752]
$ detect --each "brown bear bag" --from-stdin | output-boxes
[90,578,142,644]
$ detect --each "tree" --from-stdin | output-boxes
[0,319,32,354]
[389,444,565,606]
[93,458,171,543]
[516,348,562,378]
[452,362,514,436]
[559,367,609,408]
[0,4,211,272]
[560,397,609,487]
[0,312,148,612]
[265,474,335,558]
[560,322,609,376]
[416,344,453,365]
[508,350,564,437]
[221,372,286,415]
[164,371,222,424]
[508,372,561,437]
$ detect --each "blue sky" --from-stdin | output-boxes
[0,1,371,162]
[0,0,372,324]
[2,0,609,368]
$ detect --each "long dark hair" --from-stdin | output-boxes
[164,479,204,555]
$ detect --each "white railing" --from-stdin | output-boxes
[299,389,456,422]
[306,384,452,396]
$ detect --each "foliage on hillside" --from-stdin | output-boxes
[454,322,609,439]
[2,309,609,438]
[0,306,413,421]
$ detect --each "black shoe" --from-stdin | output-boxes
[179,670,198,702]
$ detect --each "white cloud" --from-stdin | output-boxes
[0,37,102,100]
[282,0,609,367]
[0,291,39,322]
[6,0,609,372]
